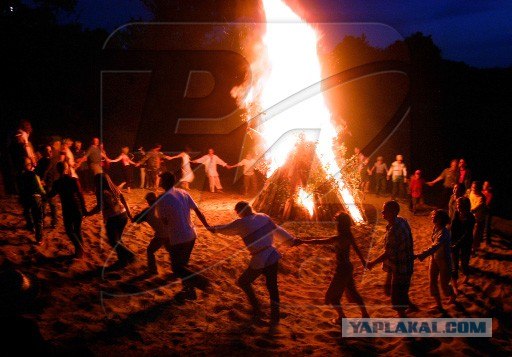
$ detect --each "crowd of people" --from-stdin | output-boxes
[355,148,494,244]
[1,119,499,327]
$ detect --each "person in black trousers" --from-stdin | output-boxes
[18,158,45,243]
[47,162,87,257]
[86,173,135,267]
[451,197,475,285]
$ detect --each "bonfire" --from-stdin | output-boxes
[241,0,364,222]
[252,135,356,221]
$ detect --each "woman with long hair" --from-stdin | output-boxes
[86,173,135,266]
[300,211,369,324]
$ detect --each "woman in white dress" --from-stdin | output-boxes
[169,146,194,190]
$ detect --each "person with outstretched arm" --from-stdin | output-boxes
[208,201,301,325]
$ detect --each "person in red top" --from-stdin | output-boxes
[409,170,425,214]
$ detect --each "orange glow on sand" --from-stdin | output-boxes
[254,0,364,222]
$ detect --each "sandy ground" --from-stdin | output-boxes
[0,189,511,355]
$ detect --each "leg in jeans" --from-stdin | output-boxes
[452,248,460,281]
[105,214,133,263]
[485,213,492,244]
[391,273,412,317]
[460,242,472,277]
[32,200,44,243]
[237,266,264,314]
[47,196,58,227]
[63,213,83,255]
[169,239,208,291]
[146,236,163,273]
[391,181,398,200]
[263,262,280,323]
[22,204,34,230]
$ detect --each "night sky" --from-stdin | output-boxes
[69,0,512,68]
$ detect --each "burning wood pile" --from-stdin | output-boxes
[253,138,357,222]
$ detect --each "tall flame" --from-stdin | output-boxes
[297,187,315,217]
[253,0,363,222]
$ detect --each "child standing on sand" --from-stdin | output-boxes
[299,212,370,323]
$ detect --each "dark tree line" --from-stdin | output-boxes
[1,1,511,217]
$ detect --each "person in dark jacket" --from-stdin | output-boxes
[18,158,46,243]
[47,162,87,257]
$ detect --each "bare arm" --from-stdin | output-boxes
[109,154,123,163]
[193,207,210,229]
[348,235,367,266]
[119,194,132,220]
[300,236,337,245]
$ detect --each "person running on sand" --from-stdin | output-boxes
[367,200,418,317]
[86,173,135,268]
[132,192,169,275]
[208,201,301,325]
[192,148,229,193]
[108,146,138,193]
[47,162,87,258]
[156,172,210,301]
[415,209,456,311]
[168,146,195,190]
[299,211,370,324]
[451,197,475,285]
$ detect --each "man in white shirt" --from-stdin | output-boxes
[229,152,258,196]
[157,172,211,300]
[387,154,408,200]
[192,148,229,193]
[209,201,300,325]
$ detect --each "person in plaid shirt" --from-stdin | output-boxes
[368,200,418,317]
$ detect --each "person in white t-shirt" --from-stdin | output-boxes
[191,148,229,193]
[229,152,258,196]
[156,172,211,300]
[209,201,300,325]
